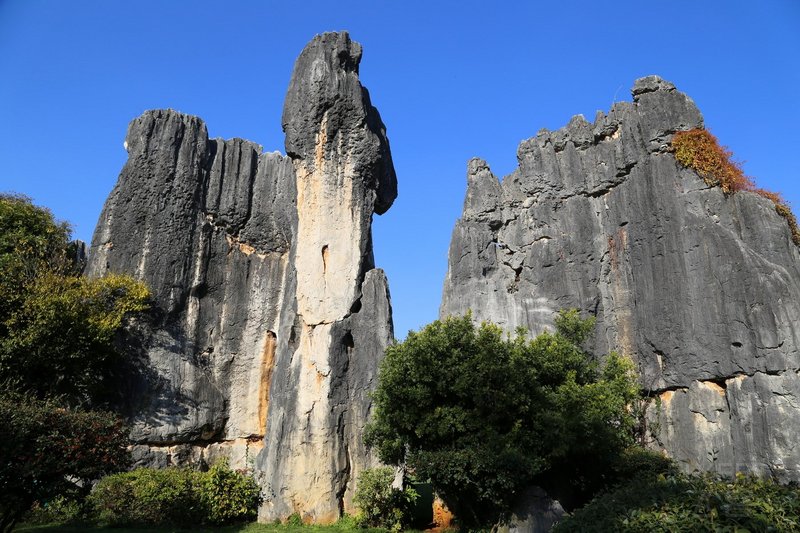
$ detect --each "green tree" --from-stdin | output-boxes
[1,271,149,404]
[0,194,151,529]
[0,392,129,532]
[0,194,149,405]
[365,310,640,527]
[0,194,72,338]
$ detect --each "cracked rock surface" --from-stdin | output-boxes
[441,76,800,481]
[87,32,396,521]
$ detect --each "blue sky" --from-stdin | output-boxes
[1,1,798,338]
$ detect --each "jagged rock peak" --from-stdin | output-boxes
[463,157,502,226]
[256,32,397,521]
[283,31,397,214]
[442,75,800,482]
[632,74,677,97]
[123,109,207,153]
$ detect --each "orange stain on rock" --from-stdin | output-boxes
[258,331,277,436]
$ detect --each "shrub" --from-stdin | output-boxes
[0,392,129,532]
[286,512,303,526]
[671,129,752,194]
[754,188,800,246]
[1,272,150,404]
[88,462,261,527]
[671,129,800,247]
[353,467,418,532]
[554,471,800,533]
[89,467,203,527]
[200,459,262,525]
[20,495,84,526]
[608,447,677,482]
[365,310,640,527]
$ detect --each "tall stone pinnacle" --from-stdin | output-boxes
[86,32,397,521]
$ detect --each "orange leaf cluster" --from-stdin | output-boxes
[671,128,799,247]
[672,129,753,194]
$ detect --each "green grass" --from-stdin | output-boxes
[15,522,390,533]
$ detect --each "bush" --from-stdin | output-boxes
[672,129,752,194]
[554,471,800,533]
[671,129,799,246]
[89,467,203,527]
[20,495,84,526]
[0,393,129,532]
[1,272,150,404]
[88,462,262,527]
[365,310,640,527]
[353,467,418,531]
[608,447,677,482]
[200,459,262,525]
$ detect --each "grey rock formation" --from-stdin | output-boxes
[441,76,800,482]
[87,32,396,522]
[497,486,565,533]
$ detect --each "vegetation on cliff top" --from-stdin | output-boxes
[671,128,800,246]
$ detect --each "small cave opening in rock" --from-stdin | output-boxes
[322,244,329,274]
[342,331,354,355]
[190,282,208,299]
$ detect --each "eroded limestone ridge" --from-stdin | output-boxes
[441,76,800,482]
[87,32,396,522]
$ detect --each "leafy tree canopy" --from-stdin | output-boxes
[365,310,640,527]
[0,193,149,405]
[0,194,72,333]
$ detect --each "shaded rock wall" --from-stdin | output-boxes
[441,76,800,481]
[87,32,396,521]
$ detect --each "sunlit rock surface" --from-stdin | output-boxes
[441,76,800,481]
[87,31,396,521]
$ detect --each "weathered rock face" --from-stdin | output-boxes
[87,32,396,522]
[257,32,396,521]
[441,76,800,482]
[498,486,565,533]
